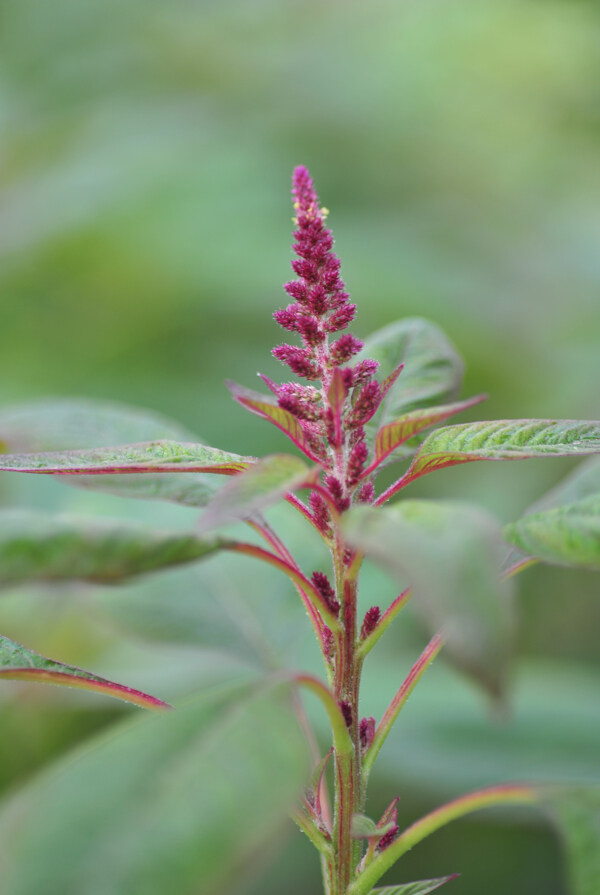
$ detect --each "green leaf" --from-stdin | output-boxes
[502,455,600,573]
[344,502,514,699]
[0,398,198,451]
[0,677,309,895]
[227,381,323,461]
[352,814,381,838]
[350,784,535,895]
[351,814,395,840]
[370,879,457,895]
[0,632,169,710]
[541,785,600,895]
[0,510,230,587]
[199,453,317,531]
[370,395,486,473]
[402,419,600,487]
[0,439,252,476]
[504,494,600,570]
[0,400,246,508]
[359,318,464,432]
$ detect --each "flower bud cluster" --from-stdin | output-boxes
[311,571,340,615]
[270,166,385,514]
[272,166,361,380]
[359,716,375,753]
[376,825,399,852]
[360,606,381,640]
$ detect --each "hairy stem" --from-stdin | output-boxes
[331,564,361,893]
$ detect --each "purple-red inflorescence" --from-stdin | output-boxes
[355,480,375,504]
[359,716,375,753]
[309,490,332,535]
[311,571,341,615]
[360,606,381,640]
[268,166,385,507]
[376,825,399,852]
[340,700,353,730]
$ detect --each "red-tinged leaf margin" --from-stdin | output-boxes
[257,373,280,395]
[348,784,538,895]
[200,454,319,532]
[362,634,443,785]
[371,876,459,895]
[229,542,341,631]
[358,589,412,658]
[365,395,487,477]
[227,381,323,462]
[0,441,252,477]
[379,362,405,402]
[376,419,600,505]
[376,453,481,503]
[0,668,171,710]
[0,633,170,710]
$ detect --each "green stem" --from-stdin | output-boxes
[349,784,538,895]
[293,808,333,856]
[331,567,361,894]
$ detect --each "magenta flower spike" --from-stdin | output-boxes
[270,166,383,515]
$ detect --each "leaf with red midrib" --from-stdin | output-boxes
[0,633,169,710]
[0,440,251,476]
[370,878,458,895]
[227,381,323,462]
[379,419,600,503]
[366,395,486,476]
[200,454,319,531]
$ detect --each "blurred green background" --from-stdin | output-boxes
[1,0,599,892]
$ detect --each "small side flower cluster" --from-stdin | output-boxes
[271,166,384,513]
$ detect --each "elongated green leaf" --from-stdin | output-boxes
[504,494,600,570]
[0,633,169,709]
[0,510,230,586]
[0,439,252,476]
[200,453,317,530]
[350,785,536,895]
[0,677,309,895]
[0,398,197,451]
[344,502,514,698]
[227,380,323,461]
[371,879,457,895]
[402,419,600,487]
[541,785,600,895]
[359,318,464,429]
[0,399,242,508]
[351,814,395,839]
[359,655,600,795]
[370,395,486,473]
[503,455,600,573]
